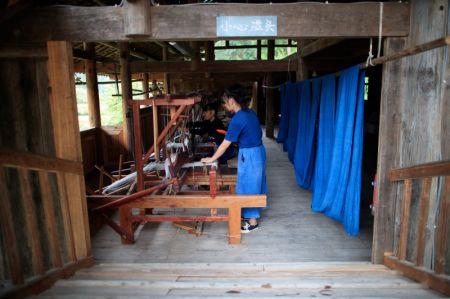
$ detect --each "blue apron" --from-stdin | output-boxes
[236,144,267,219]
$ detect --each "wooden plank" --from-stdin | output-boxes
[435,176,450,274]
[398,179,412,260]
[415,177,431,267]
[0,257,94,299]
[265,73,274,138]
[0,169,24,285]
[134,215,228,222]
[0,149,83,175]
[56,172,76,263]
[390,160,450,181]
[38,170,63,269]
[127,98,198,106]
[131,60,298,73]
[384,254,450,296]
[119,206,134,245]
[124,194,266,209]
[372,37,406,264]
[47,41,91,259]
[18,168,45,276]
[1,3,409,42]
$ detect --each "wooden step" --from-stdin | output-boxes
[29,262,445,298]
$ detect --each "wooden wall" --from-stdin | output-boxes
[0,42,93,299]
[373,0,449,273]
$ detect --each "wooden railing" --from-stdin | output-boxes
[384,160,450,296]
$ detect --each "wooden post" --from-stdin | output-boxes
[84,42,101,128]
[162,45,170,94]
[257,40,262,60]
[120,42,133,157]
[47,41,91,259]
[265,40,275,138]
[123,0,151,37]
[228,205,241,244]
[372,37,406,264]
[296,40,308,81]
[142,72,149,99]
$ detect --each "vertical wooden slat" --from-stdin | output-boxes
[415,176,432,266]
[18,168,45,275]
[265,75,274,138]
[84,42,101,129]
[120,42,133,156]
[47,41,91,260]
[0,168,24,284]
[56,172,76,262]
[435,176,450,274]
[228,205,241,245]
[38,170,62,268]
[132,103,144,191]
[398,179,413,260]
[152,100,159,161]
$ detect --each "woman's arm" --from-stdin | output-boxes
[201,139,232,163]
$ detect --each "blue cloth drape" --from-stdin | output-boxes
[294,79,320,190]
[311,74,336,211]
[314,65,365,236]
[285,82,300,160]
[276,84,289,143]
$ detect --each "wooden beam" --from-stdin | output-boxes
[390,160,450,181]
[0,149,83,174]
[398,179,412,260]
[1,3,410,42]
[435,176,450,274]
[301,38,345,57]
[131,60,297,73]
[384,254,450,296]
[0,45,47,58]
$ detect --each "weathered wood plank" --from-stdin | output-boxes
[56,172,76,263]
[84,42,101,128]
[415,177,431,267]
[1,3,409,42]
[18,168,45,276]
[0,169,24,284]
[372,37,406,264]
[0,149,83,175]
[435,176,450,274]
[38,171,63,269]
[398,179,412,260]
[119,42,132,158]
[390,161,450,181]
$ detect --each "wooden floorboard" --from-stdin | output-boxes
[91,137,373,263]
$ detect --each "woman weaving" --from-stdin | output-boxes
[201,84,267,233]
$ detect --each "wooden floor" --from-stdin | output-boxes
[91,136,373,263]
[32,137,445,298]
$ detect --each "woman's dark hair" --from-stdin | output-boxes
[203,102,218,114]
[223,84,251,110]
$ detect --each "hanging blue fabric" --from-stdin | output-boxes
[276,84,289,143]
[313,65,364,236]
[284,82,300,160]
[294,79,320,190]
[311,74,336,211]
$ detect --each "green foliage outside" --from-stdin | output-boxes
[215,39,297,61]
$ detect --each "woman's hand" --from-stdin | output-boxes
[201,157,215,164]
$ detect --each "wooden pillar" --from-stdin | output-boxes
[47,41,91,258]
[190,41,200,72]
[265,40,275,138]
[372,37,406,263]
[162,45,170,94]
[205,41,214,89]
[84,43,101,128]
[296,40,308,81]
[119,42,133,158]
[142,72,149,99]
[123,0,151,37]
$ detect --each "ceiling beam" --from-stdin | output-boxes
[301,38,345,57]
[130,59,297,73]
[98,42,157,61]
[1,2,409,42]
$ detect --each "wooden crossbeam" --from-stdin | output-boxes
[1,3,409,42]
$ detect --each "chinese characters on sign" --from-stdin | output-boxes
[216,16,278,37]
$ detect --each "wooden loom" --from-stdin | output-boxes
[87,95,266,245]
